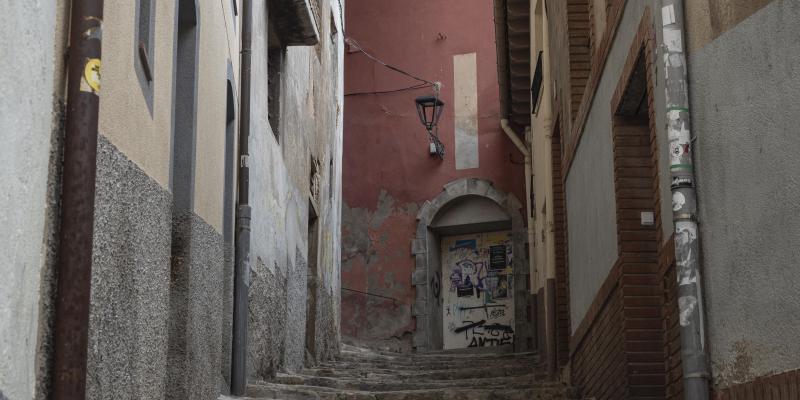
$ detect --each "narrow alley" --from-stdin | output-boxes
[3,0,800,400]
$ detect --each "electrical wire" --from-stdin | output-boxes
[345,37,437,86]
[344,83,431,97]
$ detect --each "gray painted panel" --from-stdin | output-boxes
[689,0,800,385]
[565,1,656,328]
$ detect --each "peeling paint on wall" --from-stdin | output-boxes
[341,190,419,351]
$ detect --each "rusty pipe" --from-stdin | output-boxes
[51,1,104,399]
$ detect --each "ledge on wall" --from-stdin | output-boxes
[269,0,320,46]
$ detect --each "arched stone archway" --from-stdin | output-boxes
[410,178,534,352]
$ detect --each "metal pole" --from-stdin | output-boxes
[231,0,253,394]
[52,1,103,399]
[660,1,710,398]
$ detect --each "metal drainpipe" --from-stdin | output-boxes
[51,1,103,399]
[661,1,710,398]
[500,119,535,288]
[231,0,253,394]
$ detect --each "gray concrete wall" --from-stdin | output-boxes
[247,0,344,378]
[565,1,665,328]
[689,0,800,387]
[0,2,67,399]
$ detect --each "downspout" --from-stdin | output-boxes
[500,119,535,288]
[51,1,103,399]
[661,1,710,398]
[231,0,253,394]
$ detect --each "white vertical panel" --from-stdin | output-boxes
[453,53,479,170]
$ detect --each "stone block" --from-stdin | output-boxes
[415,284,428,302]
[443,178,468,197]
[414,253,427,270]
[411,269,427,286]
[416,200,433,222]
[411,238,427,255]
[411,300,427,316]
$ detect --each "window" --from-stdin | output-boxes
[137,0,155,82]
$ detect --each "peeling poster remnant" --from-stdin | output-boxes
[441,231,514,349]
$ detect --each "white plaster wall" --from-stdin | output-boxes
[0,2,62,399]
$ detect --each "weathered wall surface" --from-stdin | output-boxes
[247,0,344,377]
[88,1,238,398]
[342,0,526,352]
[688,0,800,388]
[0,2,66,399]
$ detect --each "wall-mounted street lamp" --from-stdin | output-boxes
[415,95,446,160]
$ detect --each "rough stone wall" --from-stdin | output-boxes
[87,136,173,400]
[688,0,800,389]
[165,211,225,400]
[247,0,344,377]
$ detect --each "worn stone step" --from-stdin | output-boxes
[272,372,549,391]
[300,365,544,381]
[321,358,539,371]
[245,382,569,400]
[336,351,538,363]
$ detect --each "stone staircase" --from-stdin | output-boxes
[224,344,570,399]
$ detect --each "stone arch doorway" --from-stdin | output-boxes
[410,178,533,352]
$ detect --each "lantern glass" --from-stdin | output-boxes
[415,96,445,130]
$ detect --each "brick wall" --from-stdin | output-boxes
[714,369,800,399]
[660,238,682,400]
[568,8,675,399]
[551,122,571,368]
[571,262,627,399]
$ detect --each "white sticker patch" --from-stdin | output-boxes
[663,27,683,53]
[662,4,676,26]
[678,295,697,326]
[673,192,686,211]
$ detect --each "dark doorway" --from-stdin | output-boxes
[166,2,199,399]
[305,202,320,361]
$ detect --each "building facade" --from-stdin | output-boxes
[495,0,800,398]
[0,0,344,399]
[341,0,535,354]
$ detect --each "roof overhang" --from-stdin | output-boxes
[493,0,531,128]
[269,0,321,46]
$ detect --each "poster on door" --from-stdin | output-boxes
[441,231,514,350]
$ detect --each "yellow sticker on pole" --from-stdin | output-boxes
[82,58,101,93]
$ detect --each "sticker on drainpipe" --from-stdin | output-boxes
[641,211,655,226]
[662,5,676,25]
